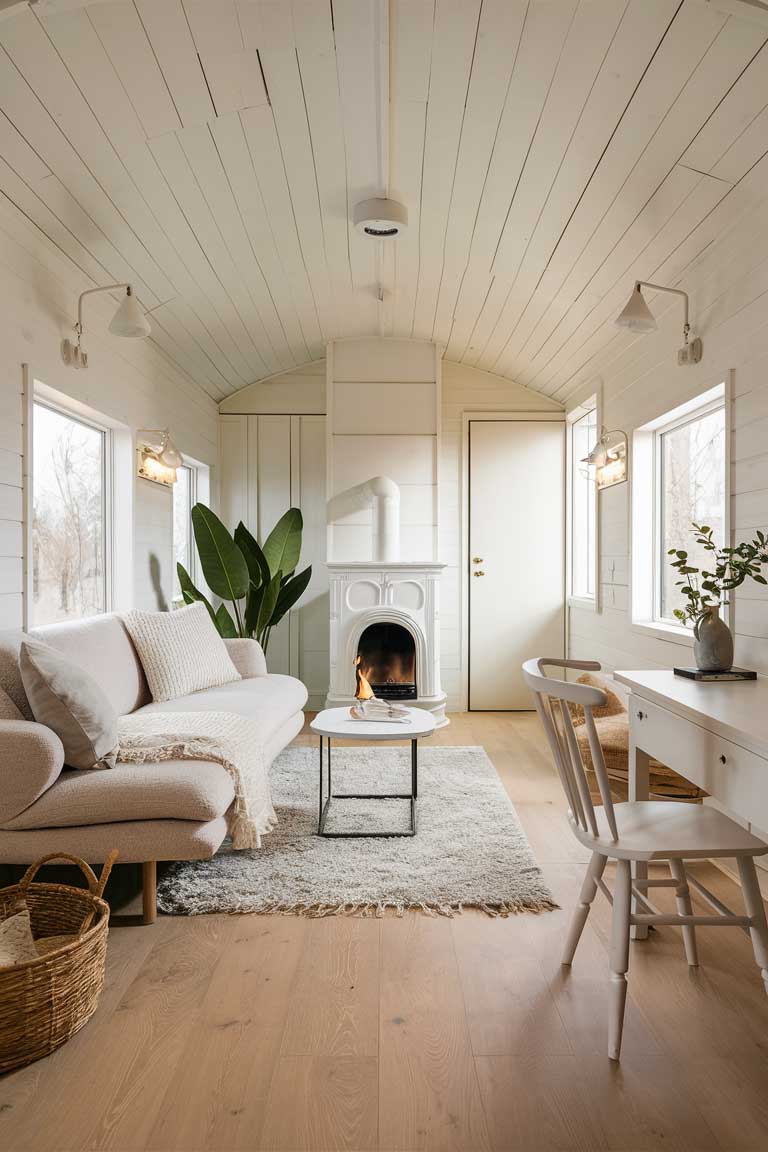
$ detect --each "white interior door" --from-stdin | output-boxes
[469,419,565,710]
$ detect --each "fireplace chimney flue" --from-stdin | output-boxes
[327,475,400,561]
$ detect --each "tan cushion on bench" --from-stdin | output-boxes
[3,759,235,830]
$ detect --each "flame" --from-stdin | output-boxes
[354,655,375,701]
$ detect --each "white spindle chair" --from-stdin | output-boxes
[522,656,768,1060]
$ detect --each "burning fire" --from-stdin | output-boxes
[354,655,375,701]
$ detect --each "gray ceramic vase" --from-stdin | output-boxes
[693,605,733,672]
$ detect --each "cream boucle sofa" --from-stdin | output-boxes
[0,614,307,921]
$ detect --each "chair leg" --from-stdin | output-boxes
[669,858,698,967]
[562,851,606,966]
[142,861,157,925]
[737,856,768,996]
[608,858,632,1061]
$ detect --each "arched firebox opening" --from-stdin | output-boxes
[356,622,417,700]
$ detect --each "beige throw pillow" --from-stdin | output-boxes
[0,905,37,967]
[123,603,241,703]
[20,639,118,770]
[223,638,267,679]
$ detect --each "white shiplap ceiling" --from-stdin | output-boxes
[1,0,768,403]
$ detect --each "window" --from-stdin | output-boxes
[568,404,597,601]
[631,383,726,638]
[172,463,196,604]
[32,402,109,627]
[657,404,726,623]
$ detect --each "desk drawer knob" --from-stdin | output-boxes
[719,754,727,765]
[636,710,646,720]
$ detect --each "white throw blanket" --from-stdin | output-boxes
[117,711,277,849]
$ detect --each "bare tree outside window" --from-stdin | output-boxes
[32,403,106,627]
[659,405,725,622]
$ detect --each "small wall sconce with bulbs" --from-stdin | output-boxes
[62,283,151,368]
[615,280,702,365]
[136,429,182,487]
[582,427,628,490]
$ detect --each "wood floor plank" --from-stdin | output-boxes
[379,913,490,1151]
[451,911,573,1055]
[280,915,380,1058]
[257,1055,378,1151]
[146,916,307,1152]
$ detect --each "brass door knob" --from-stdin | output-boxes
[474,570,485,577]
[472,556,484,564]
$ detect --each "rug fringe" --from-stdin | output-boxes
[159,898,559,919]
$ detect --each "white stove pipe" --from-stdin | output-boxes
[327,475,400,561]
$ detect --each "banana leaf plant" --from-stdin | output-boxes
[176,503,312,654]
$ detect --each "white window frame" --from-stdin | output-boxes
[23,369,133,628]
[566,396,598,611]
[631,381,729,647]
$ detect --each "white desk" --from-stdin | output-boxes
[615,669,768,936]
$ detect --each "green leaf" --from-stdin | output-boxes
[176,563,217,627]
[754,574,768,585]
[192,504,250,602]
[271,566,312,626]
[262,508,303,579]
[245,582,263,636]
[215,602,238,638]
[234,522,269,589]
[256,571,282,637]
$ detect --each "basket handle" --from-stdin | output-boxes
[19,850,119,900]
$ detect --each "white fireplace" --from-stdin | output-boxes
[325,561,448,726]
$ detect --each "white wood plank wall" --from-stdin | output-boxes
[218,411,329,711]
[0,191,218,629]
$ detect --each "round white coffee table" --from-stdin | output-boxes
[310,706,436,837]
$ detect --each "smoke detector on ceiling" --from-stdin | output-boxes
[353,198,407,238]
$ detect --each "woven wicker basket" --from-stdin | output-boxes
[0,850,117,1074]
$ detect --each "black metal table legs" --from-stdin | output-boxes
[317,736,418,837]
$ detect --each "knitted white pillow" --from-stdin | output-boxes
[123,604,241,703]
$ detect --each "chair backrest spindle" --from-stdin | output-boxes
[522,657,619,846]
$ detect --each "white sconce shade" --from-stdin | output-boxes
[582,428,628,490]
[615,283,657,333]
[108,287,151,338]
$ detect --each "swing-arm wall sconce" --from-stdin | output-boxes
[62,283,151,369]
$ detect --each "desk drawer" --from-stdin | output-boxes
[631,697,768,830]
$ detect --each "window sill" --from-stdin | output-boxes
[631,619,694,647]
[568,596,597,613]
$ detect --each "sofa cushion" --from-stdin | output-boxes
[133,673,308,745]
[20,640,118,770]
[0,688,22,721]
[3,759,235,830]
[31,615,150,716]
[0,720,65,823]
[0,631,33,719]
[0,817,229,866]
[123,603,240,703]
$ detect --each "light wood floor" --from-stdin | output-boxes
[2,712,768,1152]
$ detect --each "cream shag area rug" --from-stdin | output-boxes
[157,745,556,918]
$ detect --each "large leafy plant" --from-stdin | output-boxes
[177,504,311,653]
[668,522,768,635]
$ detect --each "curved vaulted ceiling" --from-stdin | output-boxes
[1,0,767,405]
